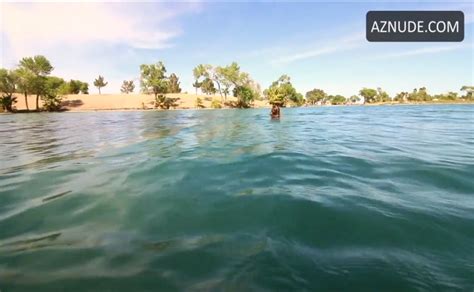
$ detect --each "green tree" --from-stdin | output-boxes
[408,87,431,102]
[94,75,108,94]
[349,95,360,103]
[329,95,346,105]
[195,97,204,108]
[359,88,377,104]
[58,82,71,95]
[394,92,409,103]
[41,76,65,112]
[168,73,181,93]
[434,92,458,101]
[211,99,222,108]
[69,80,82,94]
[140,62,168,99]
[0,69,18,112]
[193,64,211,95]
[15,68,36,111]
[18,55,53,110]
[155,95,179,109]
[376,87,390,102]
[120,80,135,94]
[216,62,240,101]
[192,80,201,95]
[305,89,326,104]
[193,62,258,103]
[193,64,225,100]
[461,86,474,100]
[264,75,302,106]
[55,79,87,95]
[201,77,216,95]
[45,77,66,96]
[41,92,63,112]
[232,85,257,108]
[80,82,89,94]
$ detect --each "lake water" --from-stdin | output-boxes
[1,105,473,291]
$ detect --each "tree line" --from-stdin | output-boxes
[1,55,472,112]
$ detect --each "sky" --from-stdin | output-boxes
[1,1,473,97]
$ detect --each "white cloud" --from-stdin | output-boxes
[1,2,196,56]
[0,2,201,92]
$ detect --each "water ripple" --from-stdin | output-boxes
[0,105,473,291]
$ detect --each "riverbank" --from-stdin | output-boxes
[7,93,473,113]
[11,93,271,112]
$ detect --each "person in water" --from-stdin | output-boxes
[270,104,280,118]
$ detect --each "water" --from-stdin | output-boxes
[1,105,473,291]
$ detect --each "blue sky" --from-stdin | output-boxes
[1,1,472,96]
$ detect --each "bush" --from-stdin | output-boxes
[211,99,222,109]
[195,97,205,108]
[0,94,17,112]
[155,94,180,109]
[233,85,255,108]
[42,92,63,112]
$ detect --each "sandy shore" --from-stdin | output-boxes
[9,93,472,112]
[12,93,270,112]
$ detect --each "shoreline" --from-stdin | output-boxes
[3,100,473,114]
[3,93,473,114]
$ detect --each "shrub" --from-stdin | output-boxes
[211,99,222,109]
[42,92,63,111]
[0,94,17,112]
[195,97,205,108]
[155,94,180,109]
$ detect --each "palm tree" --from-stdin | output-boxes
[94,75,108,94]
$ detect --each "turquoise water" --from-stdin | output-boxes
[1,105,473,291]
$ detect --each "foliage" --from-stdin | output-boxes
[461,86,474,100]
[376,87,391,102]
[18,55,54,110]
[69,80,88,94]
[168,73,182,93]
[193,62,260,102]
[80,82,89,94]
[53,78,88,95]
[201,77,216,95]
[154,94,179,109]
[232,85,256,108]
[0,68,18,112]
[216,62,240,100]
[195,97,205,108]
[359,88,378,103]
[120,80,135,94]
[305,89,326,104]
[192,64,211,95]
[211,99,222,109]
[140,62,168,98]
[349,95,360,103]
[433,92,458,101]
[394,92,409,103]
[40,76,67,111]
[19,55,53,76]
[408,87,431,102]
[0,68,17,93]
[93,75,108,94]
[15,68,35,111]
[264,75,302,106]
[328,95,346,105]
[192,80,201,94]
[41,92,63,112]
[0,94,17,112]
